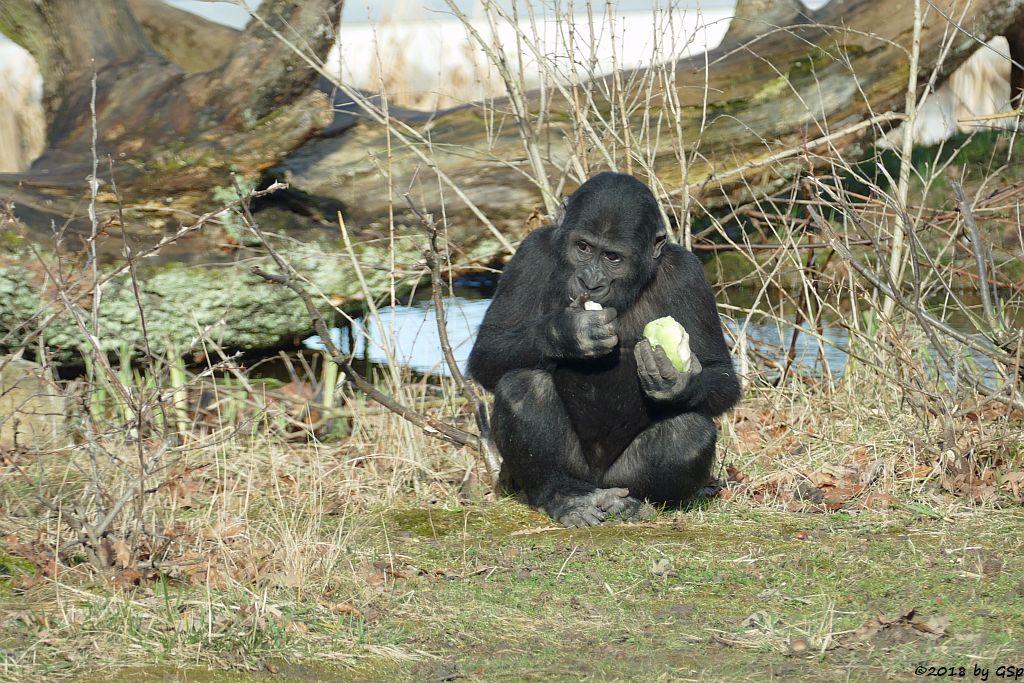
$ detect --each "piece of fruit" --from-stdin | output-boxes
[583,300,603,311]
[642,316,691,372]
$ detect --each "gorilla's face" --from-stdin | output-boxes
[558,172,667,311]
[564,229,637,309]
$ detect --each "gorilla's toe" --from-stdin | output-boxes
[558,506,606,528]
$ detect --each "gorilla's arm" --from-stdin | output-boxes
[647,248,741,417]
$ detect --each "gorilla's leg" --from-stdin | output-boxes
[601,412,716,504]
[491,369,638,527]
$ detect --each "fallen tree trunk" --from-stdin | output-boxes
[278,0,1024,224]
[3,0,1022,244]
[126,0,240,73]
[0,0,338,246]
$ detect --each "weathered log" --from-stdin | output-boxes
[0,0,339,241]
[127,0,239,73]
[0,0,349,359]
[277,0,1024,222]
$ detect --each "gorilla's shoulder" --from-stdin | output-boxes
[519,225,557,250]
[659,243,704,277]
[508,226,558,265]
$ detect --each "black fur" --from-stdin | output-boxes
[468,172,741,527]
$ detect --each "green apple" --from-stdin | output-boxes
[642,316,691,372]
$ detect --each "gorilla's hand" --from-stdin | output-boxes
[634,338,703,402]
[548,306,618,359]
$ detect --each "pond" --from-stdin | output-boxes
[304,276,1014,386]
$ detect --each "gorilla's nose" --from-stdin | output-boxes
[578,267,606,291]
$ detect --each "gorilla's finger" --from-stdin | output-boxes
[598,500,619,515]
[590,335,618,352]
[636,357,658,391]
[632,344,647,372]
[652,345,677,380]
[598,307,618,323]
[605,487,630,497]
[635,340,659,375]
[633,339,649,366]
[582,334,617,355]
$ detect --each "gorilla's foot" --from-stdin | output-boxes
[547,488,645,528]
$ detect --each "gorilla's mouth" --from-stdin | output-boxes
[570,285,610,306]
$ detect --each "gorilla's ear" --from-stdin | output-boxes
[653,233,668,259]
[555,196,570,226]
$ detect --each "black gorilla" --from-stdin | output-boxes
[468,172,741,527]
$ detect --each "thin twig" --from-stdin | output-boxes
[883,0,922,320]
[249,266,477,448]
[404,195,500,483]
[807,202,1023,411]
[952,181,1001,334]
[235,193,479,449]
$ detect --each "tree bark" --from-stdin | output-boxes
[127,0,240,73]
[0,0,340,243]
[3,0,1022,240]
[275,0,1024,222]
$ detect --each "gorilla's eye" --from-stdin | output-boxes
[604,251,622,264]
[576,241,592,255]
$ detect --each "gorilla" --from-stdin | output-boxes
[468,172,741,527]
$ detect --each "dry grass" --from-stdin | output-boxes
[2,357,1021,678]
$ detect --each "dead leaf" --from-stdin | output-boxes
[110,569,142,589]
[199,521,246,541]
[1000,471,1024,498]
[725,465,747,483]
[741,611,772,630]
[323,601,362,617]
[650,559,675,577]
[840,608,949,648]
[112,538,131,568]
[907,464,934,479]
[787,638,810,655]
[285,620,309,634]
[270,570,302,588]
[912,615,949,639]
[861,492,897,510]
